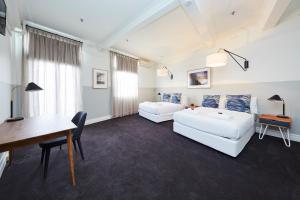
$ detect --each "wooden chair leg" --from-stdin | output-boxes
[73,140,77,152]
[41,148,45,165]
[77,139,85,160]
[44,148,51,179]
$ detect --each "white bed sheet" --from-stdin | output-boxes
[173,107,255,140]
[139,102,184,115]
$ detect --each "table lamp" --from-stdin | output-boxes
[268,94,288,118]
[6,82,43,122]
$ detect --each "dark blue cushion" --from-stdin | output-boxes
[226,95,251,113]
[171,93,182,104]
[162,93,171,102]
[202,95,220,108]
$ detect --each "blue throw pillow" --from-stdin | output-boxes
[171,93,182,104]
[226,95,251,113]
[202,95,220,108]
[162,93,171,102]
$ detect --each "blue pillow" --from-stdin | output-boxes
[162,93,171,102]
[202,95,220,108]
[226,95,251,113]
[171,93,182,104]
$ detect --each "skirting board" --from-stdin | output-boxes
[85,115,112,125]
[255,127,300,142]
[0,152,8,178]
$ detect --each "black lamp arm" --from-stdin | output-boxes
[10,85,22,118]
[222,49,249,71]
[282,99,285,116]
[163,66,174,80]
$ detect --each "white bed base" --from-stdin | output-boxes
[173,122,255,157]
[139,109,174,123]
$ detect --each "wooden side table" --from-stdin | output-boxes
[258,114,292,147]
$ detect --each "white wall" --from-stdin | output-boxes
[81,46,111,87]
[81,46,157,120]
[0,30,13,178]
[156,16,300,88]
[0,34,12,88]
[138,65,156,88]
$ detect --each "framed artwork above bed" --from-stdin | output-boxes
[93,69,108,89]
[187,68,211,89]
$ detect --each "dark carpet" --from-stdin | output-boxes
[0,115,300,200]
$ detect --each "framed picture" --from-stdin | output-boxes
[187,68,211,89]
[93,69,108,89]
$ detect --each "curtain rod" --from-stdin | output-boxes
[24,21,83,44]
[109,48,139,60]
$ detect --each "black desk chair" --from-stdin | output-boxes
[39,111,87,178]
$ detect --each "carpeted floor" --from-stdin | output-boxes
[0,114,300,200]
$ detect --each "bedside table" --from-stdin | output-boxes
[258,114,292,147]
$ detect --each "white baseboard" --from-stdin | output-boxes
[85,115,112,125]
[0,152,8,178]
[255,127,300,142]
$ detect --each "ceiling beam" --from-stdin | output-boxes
[261,0,292,30]
[100,0,180,49]
[179,0,214,47]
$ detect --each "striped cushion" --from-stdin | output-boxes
[162,93,171,102]
[202,95,220,108]
[226,95,251,113]
[171,93,182,104]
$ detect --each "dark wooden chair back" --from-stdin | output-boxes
[72,111,87,140]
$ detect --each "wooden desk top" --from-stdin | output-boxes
[0,115,76,148]
[259,114,292,123]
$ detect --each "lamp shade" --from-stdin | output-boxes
[157,68,168,77]
[268,94,282,101]
[206,52,228,67]
[25,82,43,91]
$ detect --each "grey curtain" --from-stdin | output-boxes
[23,26,82,117]
[26,26,82,66]
[110,51,139,118]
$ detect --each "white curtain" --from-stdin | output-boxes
[23,26,82,117]
[111,51,138,117]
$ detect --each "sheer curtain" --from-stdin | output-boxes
[23,26,82,117]
[110,51,138,117]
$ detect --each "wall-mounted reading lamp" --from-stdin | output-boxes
[157,66,173,80]
[206,49,249,71]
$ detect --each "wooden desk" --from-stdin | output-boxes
[0,115,77,186]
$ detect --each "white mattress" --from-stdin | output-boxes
[173,107,255,140]
[139,102,184,115]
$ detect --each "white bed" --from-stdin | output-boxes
[173,107,255,157]
[139,97,187,123]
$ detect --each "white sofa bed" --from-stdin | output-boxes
[173,107,255,157]
[139,101,185,123]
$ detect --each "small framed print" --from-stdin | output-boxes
[187,68,211,89]
[93,69,108,89]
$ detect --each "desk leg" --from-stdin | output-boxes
[67,130,76,186]
[8,150,13,165]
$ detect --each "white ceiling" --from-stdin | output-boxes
[115,0,299,63]
[14,0,298,63]
[115,7,205,64]
[280,0,300,22]
[17,0,163,42]
[114,0,268,63]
